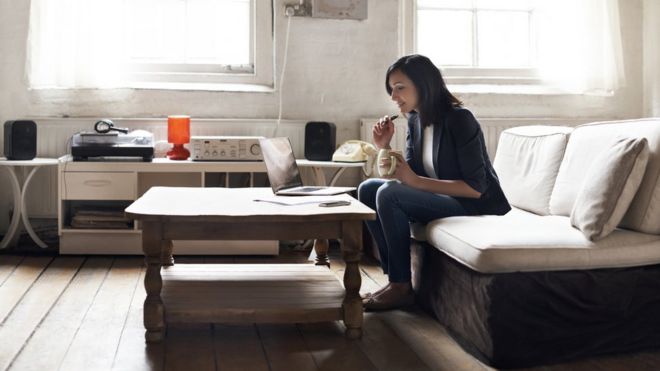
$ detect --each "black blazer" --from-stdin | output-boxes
[405,108,511,216]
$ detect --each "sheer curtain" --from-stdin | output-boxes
[26,0,126,89]
[536,0,626,94]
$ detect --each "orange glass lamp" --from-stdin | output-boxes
[167,115,190,160]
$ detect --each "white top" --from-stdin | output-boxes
[125,187,375,219]
[0,158,59,166]
[422,126,437,179]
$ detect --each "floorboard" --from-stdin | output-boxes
[0,256,83,371]
[2,250,660,371]
[258,324,319,371]
[164,324,216,371]
[212,324,270,371]
[0,255,24,286]
[57,257,143,371]
[357,314,431,371]
[10,257,113,371]
[0,256,53,324]
[298,321,377,371]
[113,265,165,371]
[378,308,494,371]
[630,351,660,370]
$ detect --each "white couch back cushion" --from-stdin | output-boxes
[493,126,573,215]
[549,119,660,234]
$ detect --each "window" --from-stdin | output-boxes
[417,0,536,70]
[411,0,539,83]
[27,0,273,90]
[404,0,626,93]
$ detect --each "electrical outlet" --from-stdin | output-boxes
[284,1,312,17]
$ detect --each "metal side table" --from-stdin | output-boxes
[0,158,59,249]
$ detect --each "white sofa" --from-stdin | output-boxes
[410,118,660,368]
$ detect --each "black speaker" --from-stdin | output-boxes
[4,120,37,160]
[304,121,336,161]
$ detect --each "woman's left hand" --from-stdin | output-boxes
[387,152,418,186]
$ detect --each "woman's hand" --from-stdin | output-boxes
[383,152,418,186]
[383,152,482,198]
[372,115,396,149]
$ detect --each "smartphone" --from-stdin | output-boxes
[319,200,351,207]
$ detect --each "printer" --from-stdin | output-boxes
[71,130,154,161]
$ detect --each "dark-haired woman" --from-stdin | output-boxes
[359,54,510,310]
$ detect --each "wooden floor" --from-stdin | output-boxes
[1,248,660,371]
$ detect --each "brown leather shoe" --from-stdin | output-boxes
[363,291,415,311]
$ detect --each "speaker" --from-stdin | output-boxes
[4,120,37,160]
[304,121,336,161]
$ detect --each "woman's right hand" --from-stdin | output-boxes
[372,115,396,149]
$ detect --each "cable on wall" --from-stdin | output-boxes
[273,9,293,137]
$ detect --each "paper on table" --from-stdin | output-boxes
[253,198,326,206]
[252,193,352,206]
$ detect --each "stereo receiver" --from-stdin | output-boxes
[190,136,263,161]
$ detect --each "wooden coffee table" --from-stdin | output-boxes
[125,187,375,343]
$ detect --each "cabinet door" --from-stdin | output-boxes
[63,172,137,200]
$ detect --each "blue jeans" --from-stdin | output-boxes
[358,178,469,283]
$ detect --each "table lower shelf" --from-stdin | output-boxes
[161,264,345,324]
[60,229,279,255]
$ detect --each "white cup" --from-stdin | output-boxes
[377,149,398,177]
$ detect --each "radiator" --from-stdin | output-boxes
[2,118,308,224]
[360,117,597,160]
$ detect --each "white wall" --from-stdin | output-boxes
[0,1,647,135]
[644,0,660,116]
[0,0,651,231]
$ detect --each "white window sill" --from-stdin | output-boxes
[128,81,275,93]
[28,82,276,93]
[448,83,566,95]
[448,83,601,96]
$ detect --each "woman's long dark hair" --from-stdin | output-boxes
[385,54,462,127]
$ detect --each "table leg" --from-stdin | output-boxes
[328,167,347,186]
[161,240,175,266]
[341,220,363,339]
[20,166,48,248]
[309,166,331,265]
[313,238,330,267]
[142,221,165,343]
[0,166,22,249]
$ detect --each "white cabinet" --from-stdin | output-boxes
[58,156,277,255]
[57,156,364,255]
[62,172,137,200]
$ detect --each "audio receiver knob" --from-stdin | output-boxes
[250,144,261,156]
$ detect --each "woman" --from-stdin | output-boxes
[359,54,511,311]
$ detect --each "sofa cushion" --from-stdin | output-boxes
[423,208,660,274]
[571,137,649,241]
[549,119,660,234]
[493,126,573,215]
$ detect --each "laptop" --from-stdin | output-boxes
[259,137,355,196]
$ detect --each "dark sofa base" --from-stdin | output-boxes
[410,241,660,369]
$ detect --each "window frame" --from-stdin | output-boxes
[401,0,542,85]
[125,0,274,89]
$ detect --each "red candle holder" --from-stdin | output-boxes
[167,115,190,160]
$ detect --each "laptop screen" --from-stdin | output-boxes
[259,137,304,193]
